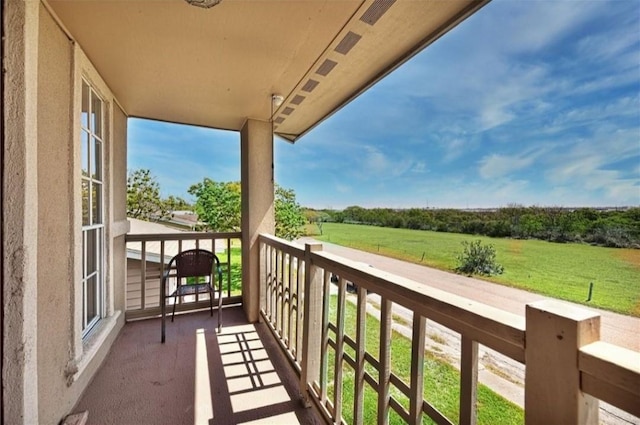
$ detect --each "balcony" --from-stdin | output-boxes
[74,231,640,425]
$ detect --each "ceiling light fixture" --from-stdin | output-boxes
[185,0,222,9]
[272,94,284,107]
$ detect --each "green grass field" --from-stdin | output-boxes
[308,223,640,316]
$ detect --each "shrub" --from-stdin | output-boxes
[455,240,504,276]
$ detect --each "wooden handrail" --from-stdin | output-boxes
[126,231,241,242]
[311,249,525,362]
[258,234,640,424]
[579,341,640,417]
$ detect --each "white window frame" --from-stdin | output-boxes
[81,79,105,337]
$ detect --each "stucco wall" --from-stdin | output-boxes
[112,104,128,312]
[2,1,40,423]
[36,5,74,423]
[29,6,128,425]
[113,105,127,223]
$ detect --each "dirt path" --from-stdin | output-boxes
[298,237,640,424]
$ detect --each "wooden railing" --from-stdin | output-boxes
[258,234,640,425]
[125,231,242,321]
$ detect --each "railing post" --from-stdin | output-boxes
[300,242,323,406]
[525,300,600,425]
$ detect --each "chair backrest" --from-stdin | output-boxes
[171,249,218,280]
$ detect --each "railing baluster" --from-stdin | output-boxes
[276,249,282,335]
[320,269,331,405]
[460,335,478,425]
[409,314,426,425]
[333,277,347,424]
[283,252,288,344]
[264,245,274,322]
[259,240,266,321]
[300,243,323,406]
[141,241,147,310]
[226,237,232,297]
[287,253,294,351]
[296,255,303,363]
[353,285,368,425]
[378,297,392,425]
[272,246,277,322]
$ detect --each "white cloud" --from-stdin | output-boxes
[335,183,351,194]
[411,161,427,173]
[478,147,546,179]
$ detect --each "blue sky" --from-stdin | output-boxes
[129,0,640,210]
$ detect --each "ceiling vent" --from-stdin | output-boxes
[334,31,362,55]
[316,59,338,76]
[360,0,396,25]
[291,95,306,105]
[301,79,320,93]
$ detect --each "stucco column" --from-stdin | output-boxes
[3,1,40,424]
[240,119,274,322]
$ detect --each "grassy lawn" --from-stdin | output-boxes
[309,223,640,316]
[219,246,242,296]
[325,295,523,424]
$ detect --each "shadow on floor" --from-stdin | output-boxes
[74,307,321,425]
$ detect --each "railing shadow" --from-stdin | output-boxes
[73,307,320,425]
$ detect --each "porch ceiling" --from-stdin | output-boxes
[47,0,488,142]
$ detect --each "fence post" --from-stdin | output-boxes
[300,242,323,406]
[525,300,600,424]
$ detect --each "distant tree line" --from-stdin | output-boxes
[307,205,640,248]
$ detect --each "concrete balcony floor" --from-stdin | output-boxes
[75,307,322,425]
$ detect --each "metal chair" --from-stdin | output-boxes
[161,249,223,343]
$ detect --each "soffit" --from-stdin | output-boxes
[47,0,488,142]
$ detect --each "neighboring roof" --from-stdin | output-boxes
[46,0,488,142]
[127,218,226,264]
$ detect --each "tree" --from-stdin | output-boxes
[275,185,306,240]
[188,179,241,231]
[188,179,306,239]
[127,169,163,220]
[162,195,192,216]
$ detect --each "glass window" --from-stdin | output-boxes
[81,80,105,336]
[81,82,89,129]
[81,132,89,176]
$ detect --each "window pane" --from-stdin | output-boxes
[81,131,89,176]
[91,93,102,137]
[82,180,90,225]
[86,229,97,275]
[81,82,89,129]
[93,138,102,180]
[92,183,102,225]
[85,274,98,326]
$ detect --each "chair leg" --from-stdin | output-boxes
[217,287,222,333]
[171,294,178,322]
[161,295,166,344]
[209,289,213,317]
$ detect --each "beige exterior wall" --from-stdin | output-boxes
[3,4,128,424]
[36,5,74,421]
[112,104,128,313]
[3,1,40,423]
